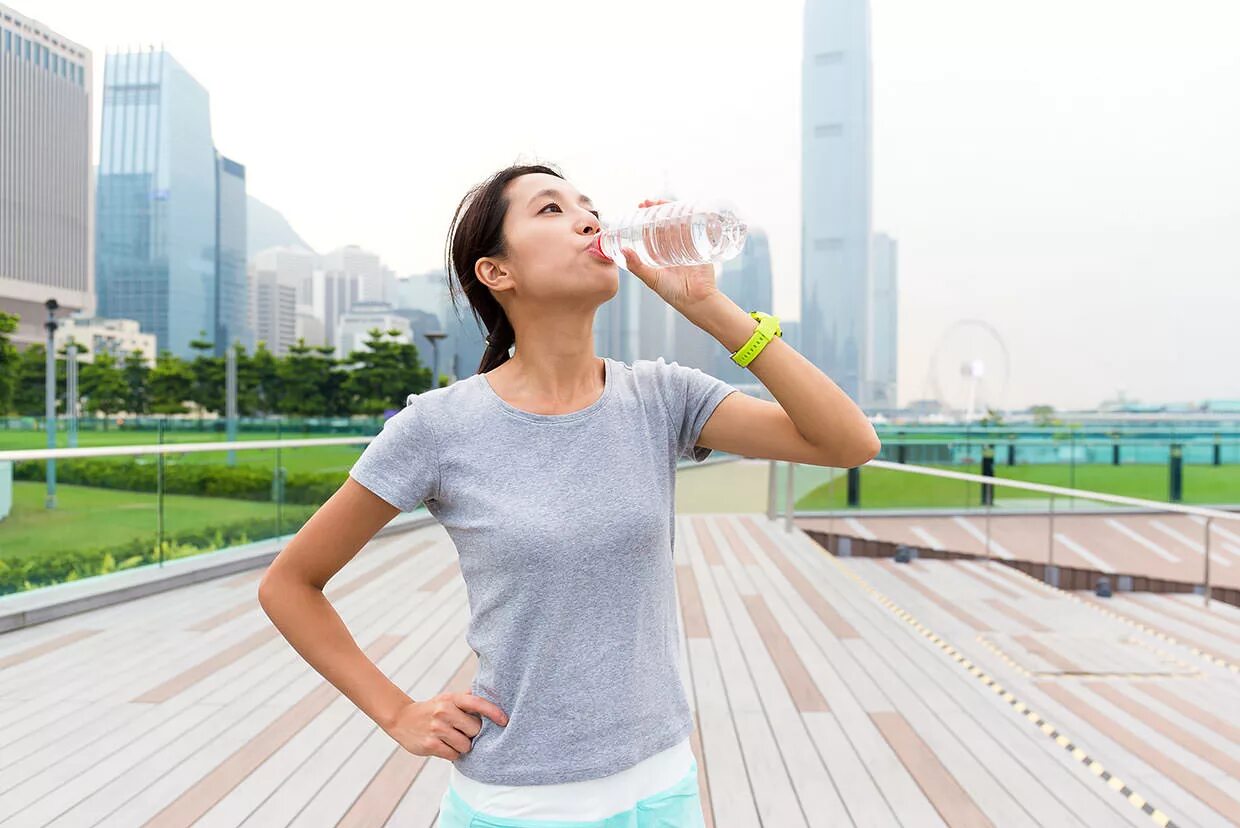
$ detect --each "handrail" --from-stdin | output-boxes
[775,457,1237,606]
[860,459,1240,522]
[0,437,728,469]
[0,437,373,462]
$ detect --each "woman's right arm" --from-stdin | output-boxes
[257,477,508,759]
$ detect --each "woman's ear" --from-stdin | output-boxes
[475,258,512,293]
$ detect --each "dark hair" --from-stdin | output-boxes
[444,162,565,374]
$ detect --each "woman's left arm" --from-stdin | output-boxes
[682,291,881,469]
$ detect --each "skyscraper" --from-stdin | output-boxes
[249,246,313,356]
[868,232,898,407]
[0,5,93,347]
[214,152,249,354]
[801,0,873,403]
[96,48,247,360]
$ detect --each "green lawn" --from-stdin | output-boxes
[1,481,319,559]
[797,463,1240,509]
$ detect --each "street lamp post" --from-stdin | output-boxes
[43,298,60,509]
[424,331,447,389]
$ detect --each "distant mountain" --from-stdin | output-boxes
[247,195,316,258]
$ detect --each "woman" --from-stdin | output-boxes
[257,163,881,826]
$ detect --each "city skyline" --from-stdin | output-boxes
[6,0,1239,409]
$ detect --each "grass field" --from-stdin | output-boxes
[796,463,1239,509]
[1,481,319,559]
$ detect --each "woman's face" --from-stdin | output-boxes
[478,173,618,307]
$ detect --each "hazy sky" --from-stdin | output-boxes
[22,0,1240,409]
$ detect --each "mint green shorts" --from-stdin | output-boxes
[436,759,706,828]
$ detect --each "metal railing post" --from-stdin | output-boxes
[1204,517,1213,608]
[984,499,993,563]
[766,460,777,521]
[784,462,795,533]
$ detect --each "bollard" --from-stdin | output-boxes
[980,444,995,506]
[847,467,860,507]
[1169,444,1183,502]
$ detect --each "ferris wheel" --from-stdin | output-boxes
[923,319,1011,420]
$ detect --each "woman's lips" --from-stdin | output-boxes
[586,236,611,261]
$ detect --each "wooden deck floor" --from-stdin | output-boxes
[1,514,1238,827]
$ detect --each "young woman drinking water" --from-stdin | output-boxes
[257,163,880,826]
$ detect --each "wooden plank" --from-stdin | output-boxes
[1083,682,1240,778]
[705,519,849,826]
[0,628,102,669]
[877,562,993,632]
[689,636,761,827]
[773,530,1076,827]
[248,636,476,826]
[870,711,994,828]
[688,516,811,825]
[985,600,1051,633]
[1036,681,1240,826]
[737,516,860,640]
[789,549,1147,827]
[1130,681,1240,745]
[14,547,460,825]
[733,521,911,827]
[152,607,467,828]
[680,518,764,827]
[0,542,453,793]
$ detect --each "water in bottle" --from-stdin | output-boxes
[594,200,747,268]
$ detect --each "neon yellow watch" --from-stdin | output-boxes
[730,311,782,368]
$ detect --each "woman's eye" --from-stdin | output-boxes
[541,202,601,221]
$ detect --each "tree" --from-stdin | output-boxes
[12,344,50,416]
[147,350,195,414]
[79,351,129,424]
[247,341,282,416]
[122,349,151,415]
[276,338,341,417]
[340,328,431,415]
[0,312,18,414]
[1029,404,1057,427]
[188,331,225,418]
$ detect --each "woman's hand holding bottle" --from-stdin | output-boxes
[619,199,724,313]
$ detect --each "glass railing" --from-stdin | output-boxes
[0,432,738,598]
[0,434,393,597]
[764,457,1240,608]
[870,434,1239,506]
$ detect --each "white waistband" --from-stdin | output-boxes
[448,736,695,820]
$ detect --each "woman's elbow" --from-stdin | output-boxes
[850,432,882,467]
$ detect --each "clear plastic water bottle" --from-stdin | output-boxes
[596,200,748,268]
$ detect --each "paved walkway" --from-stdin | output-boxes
[1,515,1238,826]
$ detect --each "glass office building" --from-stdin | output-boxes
[96,49,247,360]
[0,4,93,347]
[215,152,249,354]
[801,0,873,402]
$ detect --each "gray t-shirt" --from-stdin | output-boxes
[347,355,737,785]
